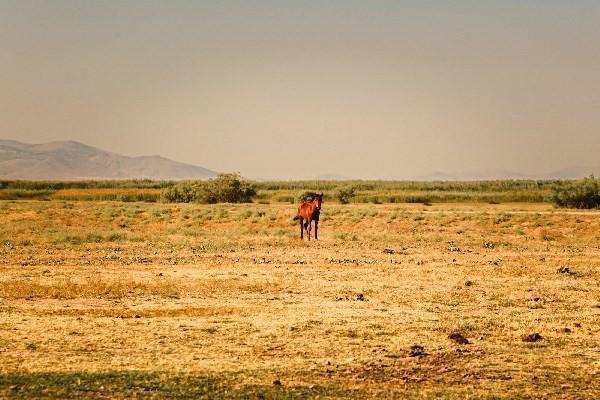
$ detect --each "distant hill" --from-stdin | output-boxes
[0,139,217,180]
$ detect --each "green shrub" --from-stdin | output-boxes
[405,195,433,204]
[206,173,256,203]
[297,191,316,203]
[0,189,54,200]
[160,182,199,203]
[549,175,600,209]
[334,185,356,204]
[160,173,255,204]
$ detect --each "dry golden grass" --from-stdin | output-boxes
[52,188,161,201]
[0,200,599,398]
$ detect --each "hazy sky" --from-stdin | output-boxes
[2,1,600,179]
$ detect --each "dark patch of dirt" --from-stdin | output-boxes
[336,293,367,302]
[338,348,488,385]
[408,345,427,357]
[522,333,543,342]
[448,332,471,345]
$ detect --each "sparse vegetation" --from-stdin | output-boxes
[0,178,563,204]
[1,198,599,398]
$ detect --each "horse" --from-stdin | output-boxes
[293,192,323,240]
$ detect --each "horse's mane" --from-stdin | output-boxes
[304,192,322,202]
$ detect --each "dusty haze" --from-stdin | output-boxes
[1,1,600,179]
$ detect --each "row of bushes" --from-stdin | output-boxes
[301,177,600,208]
[0,179,172,190]
[254,179,561,192]
[2,175,600,209]
[0,189,54,200]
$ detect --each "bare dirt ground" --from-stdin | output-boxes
[0,201,599,398]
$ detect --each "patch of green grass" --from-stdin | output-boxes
[0,189,54,200]
[53,232,125,245]
[0,371,351,399]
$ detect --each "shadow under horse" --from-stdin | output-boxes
[293,192,323,240]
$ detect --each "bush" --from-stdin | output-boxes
[405,195,433,204]
[297,191,316,203]
[0,189,54,200]
[334,185,356,204]
[206,173,256,203]
[160,173,256,204]
[549,175,600,209]
[160,182,199,203]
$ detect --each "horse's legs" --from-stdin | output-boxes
[306,219,311,241]
[299,217,304,239]
[314,220,318,240]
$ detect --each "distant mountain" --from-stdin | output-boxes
[0,139,217,180]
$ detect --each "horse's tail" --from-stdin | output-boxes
[293,215,299,221]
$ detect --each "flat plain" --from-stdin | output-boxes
[0,200,599,399]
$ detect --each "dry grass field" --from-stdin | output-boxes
[0,200,599,399]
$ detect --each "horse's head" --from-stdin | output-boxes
[312,192,323,210]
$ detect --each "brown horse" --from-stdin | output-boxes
[293,192,323,240]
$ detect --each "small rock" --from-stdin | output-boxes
[383,248,395,254]
[272,379,282,386]
[558,266,574,275]
[522,333,543,342]
[448,332,471,345]
[354,293,366,301]
[574,322,582,328]
[562,327,572,334]
[134,315,141,319]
